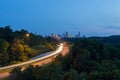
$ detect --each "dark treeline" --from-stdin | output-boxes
[9,36,120,80]
[0,26,57,67]
[64,35,120,44]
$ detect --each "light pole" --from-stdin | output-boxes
[25,33,30,44]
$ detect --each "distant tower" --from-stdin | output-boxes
[51,33,54,37]
[76,32,80,38]
[66,32,68,38]
[78,32,80,38]
[83,35,86,38]
[63,33,65,38]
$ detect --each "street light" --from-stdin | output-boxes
[26,33,30,37]
[25,33,30,44]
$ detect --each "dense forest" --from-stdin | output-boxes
[0,26,57,67]
[9,36,120,80]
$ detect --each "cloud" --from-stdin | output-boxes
[103,25,120,30]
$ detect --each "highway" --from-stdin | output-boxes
[0,43,63,78]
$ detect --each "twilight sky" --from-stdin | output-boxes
[1,0,120,37]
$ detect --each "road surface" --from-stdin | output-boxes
[0,43,63,79]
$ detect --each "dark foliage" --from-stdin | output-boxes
[10,35,120,80]
[0,26,57,66]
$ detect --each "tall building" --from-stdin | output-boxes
[76,32,81,38]
[62,32,73,38]
[66,32,69,38]
[78,32,80,37]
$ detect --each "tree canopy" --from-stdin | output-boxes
[10,36,120,80]
[0,26,58,66]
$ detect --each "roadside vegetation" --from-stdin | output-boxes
[9,36,120,80]
[0,26,58,67]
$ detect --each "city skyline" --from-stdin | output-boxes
[1,0,120,37]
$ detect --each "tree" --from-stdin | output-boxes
[79,72,88,80]
[0,38,9,53]
[61,69,79,80]
[3,26,13,42]
[73,49,91,72]
[10,67,22,80]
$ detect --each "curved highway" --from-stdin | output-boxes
[0,43,63,71]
